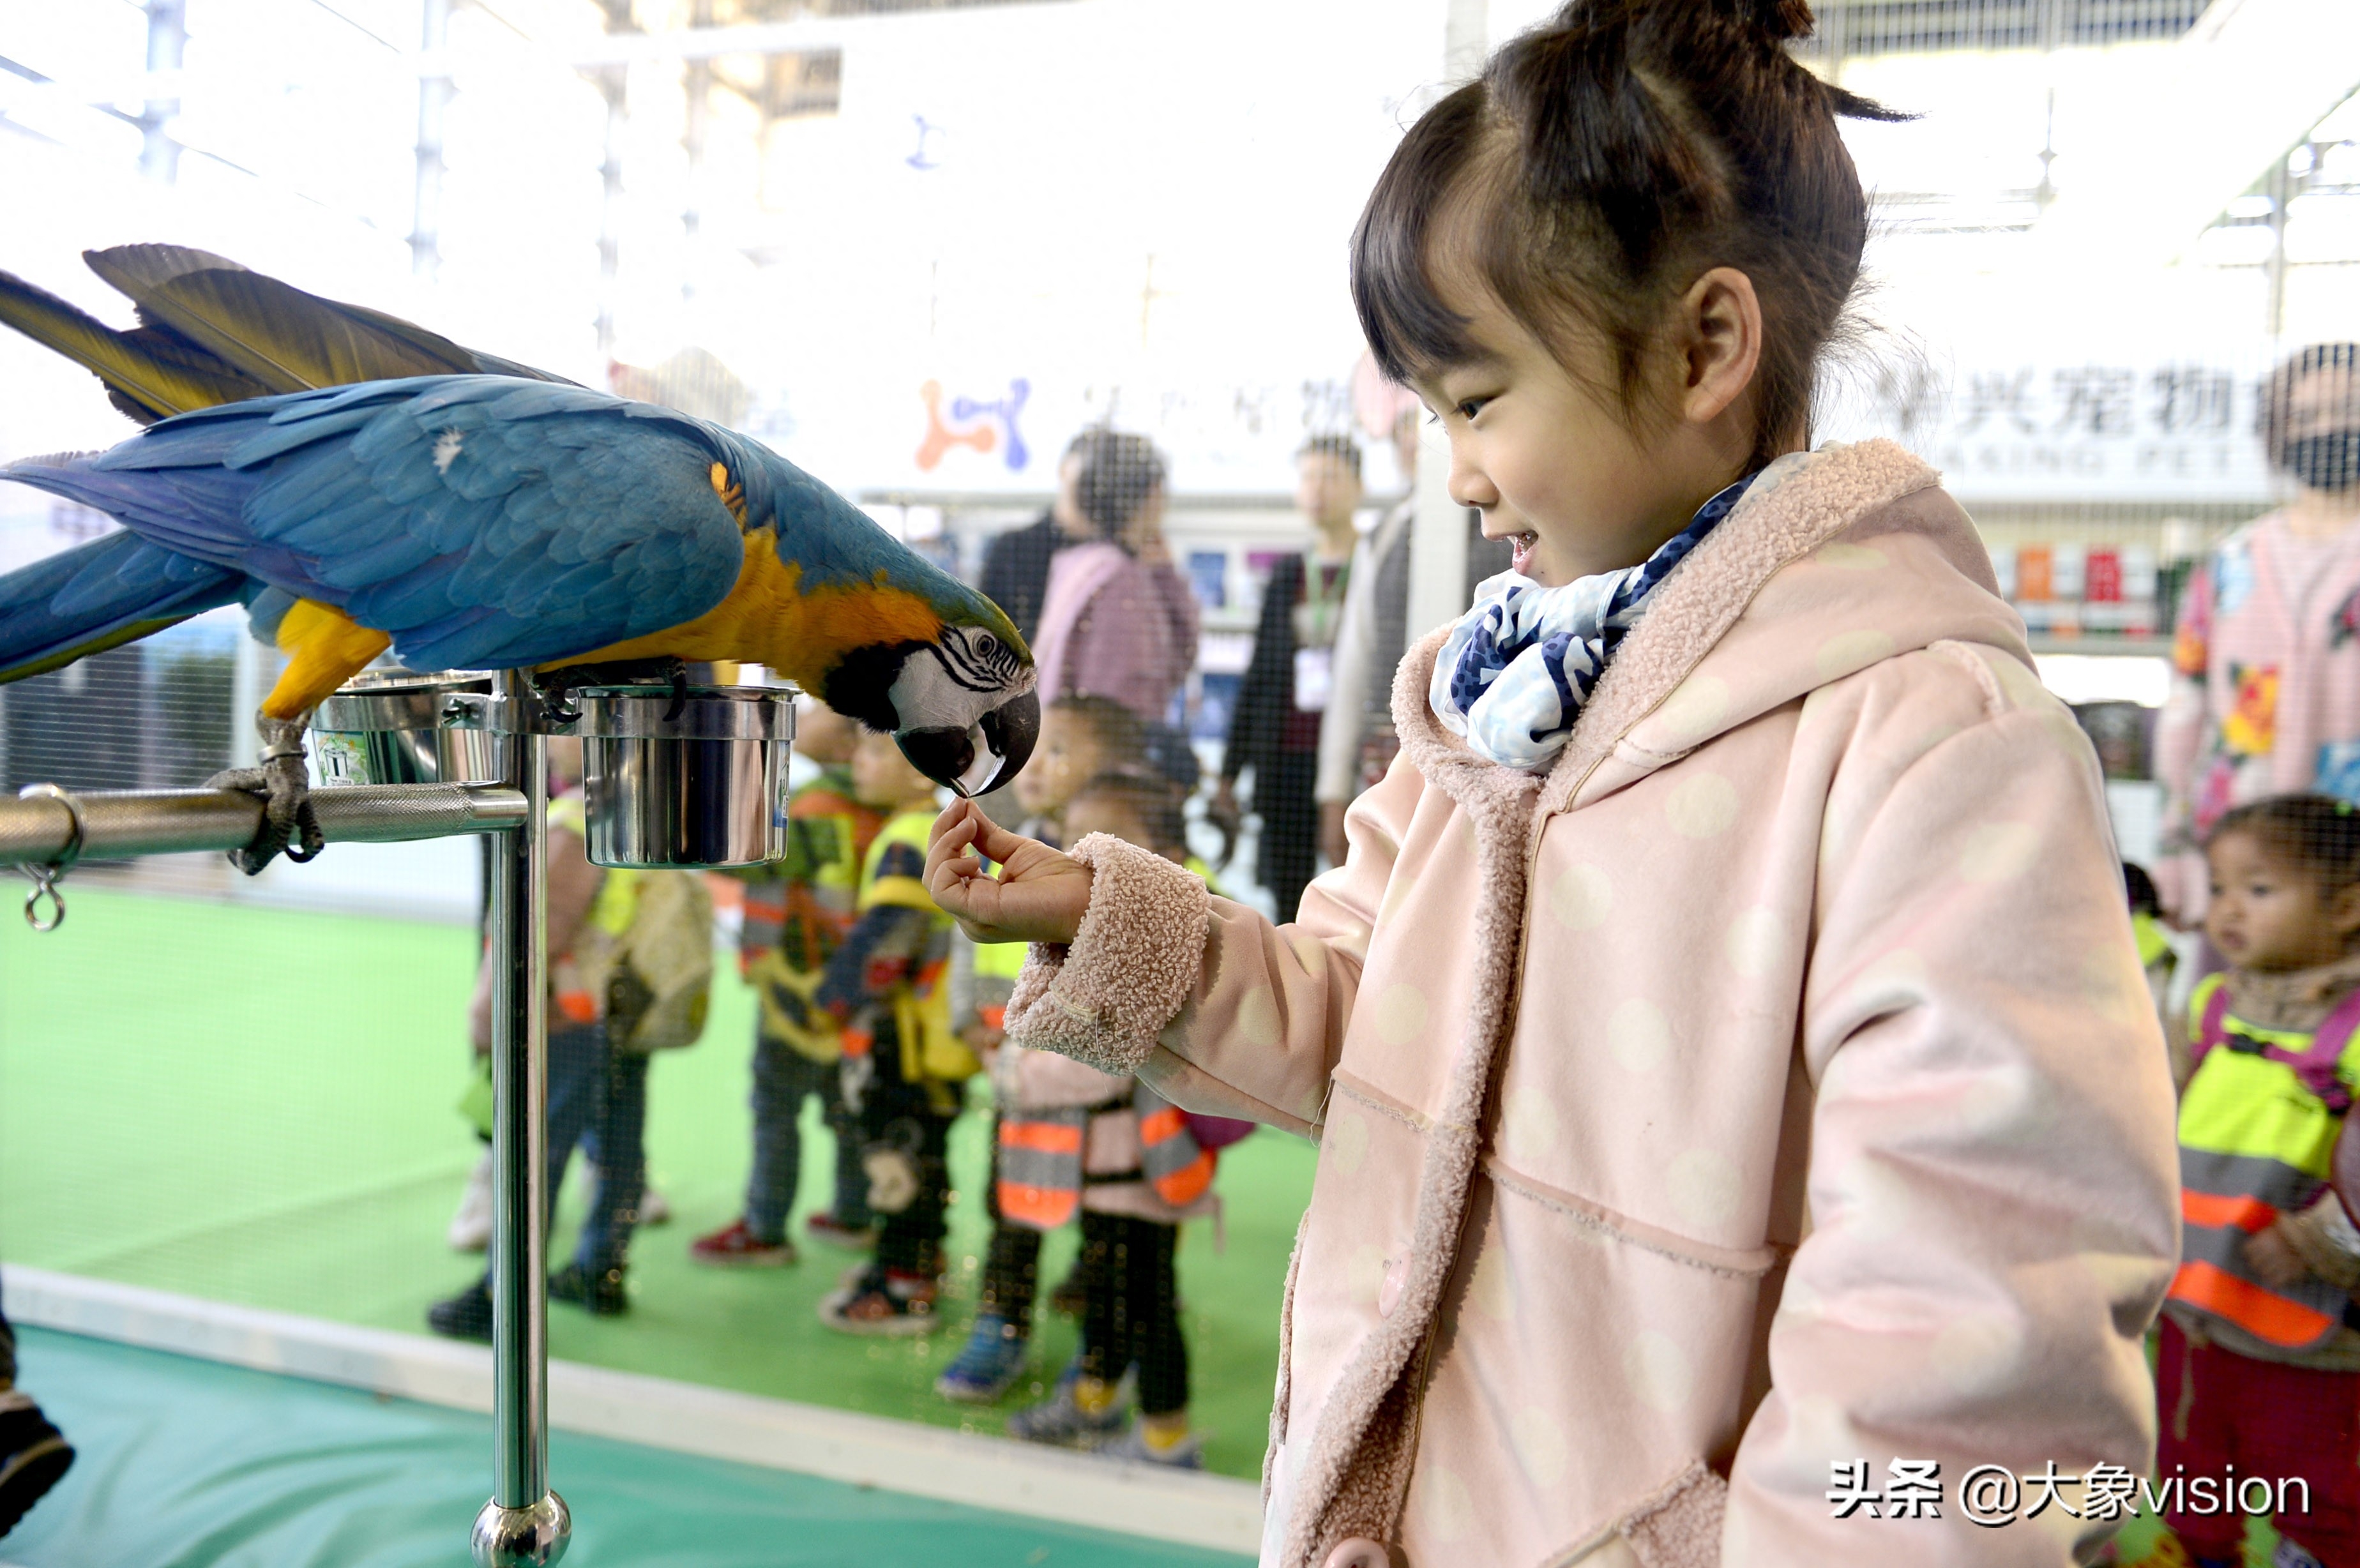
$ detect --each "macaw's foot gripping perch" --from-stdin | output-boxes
[204,713,324,875]
[532,656,693,724]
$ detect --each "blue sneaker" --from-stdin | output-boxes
[1008,1357,1131,1448]
[935,1315,1029,1403]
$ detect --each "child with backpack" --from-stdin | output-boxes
[2162,795,2360,1568]
[937,699,1219,1401]
[815,730,976,1333]
[927,2,2178,1558]
[995,772,1231,1467]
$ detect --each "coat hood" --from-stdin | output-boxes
[1394,440,2028,812]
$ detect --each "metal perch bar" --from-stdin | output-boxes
[473,669,569,1567]
[0,781,529,864]
[0,750,567,1564]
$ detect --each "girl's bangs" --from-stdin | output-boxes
[1350,86,1490,388]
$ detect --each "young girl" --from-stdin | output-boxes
[2163,797,2360,1568]
[930,3,2177,1564]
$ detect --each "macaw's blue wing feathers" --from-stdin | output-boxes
[0,526,241,682]
[1,375,748,675]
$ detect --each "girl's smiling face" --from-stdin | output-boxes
[1407,265,1773,589]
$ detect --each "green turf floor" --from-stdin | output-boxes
[0,1325,1252,1567]
[0,884,1313,1481]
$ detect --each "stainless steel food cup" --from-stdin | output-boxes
[314,670,503,787]
[574,686,792,868]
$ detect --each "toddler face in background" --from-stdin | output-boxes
[1013,705,1110,820]
[851,728,937,812]
[1063,789,1184,869]
[792,698,861,767]
[2204,827,2360,972]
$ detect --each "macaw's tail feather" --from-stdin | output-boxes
[0,245,572,426]
[0,268,269,424]
[81,245,569,398]
[0,527,243,686]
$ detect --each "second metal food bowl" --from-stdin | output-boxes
[314,670,503,787]
[575,686,792,869]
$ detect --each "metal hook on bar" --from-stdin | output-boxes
[15,783,86,933]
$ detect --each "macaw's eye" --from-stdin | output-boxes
[975,633,999,659]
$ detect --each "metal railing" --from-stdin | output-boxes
[1,667,570,1568]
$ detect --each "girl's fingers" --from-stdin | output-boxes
[928,798,979,848]
[965,811,1039,868]
[924,811,980,886]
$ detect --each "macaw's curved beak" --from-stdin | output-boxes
[896,686,1040,799]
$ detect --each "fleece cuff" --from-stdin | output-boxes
[1003,832,1211,1076]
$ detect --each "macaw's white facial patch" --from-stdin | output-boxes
[432,428,464,474]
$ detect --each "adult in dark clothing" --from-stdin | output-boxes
[1216,436,1363,923]
[978,439,1094,645]
[1315,409,1513,865]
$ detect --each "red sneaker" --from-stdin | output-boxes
[689,1217,798,1267]
[803,1211,879,1251]
[818,1267,937,1336]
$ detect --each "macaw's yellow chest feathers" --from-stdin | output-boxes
[567,527,944,682]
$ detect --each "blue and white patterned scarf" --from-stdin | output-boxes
[1430,474,1757,771]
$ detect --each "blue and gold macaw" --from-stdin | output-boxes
[0,246,1036,865]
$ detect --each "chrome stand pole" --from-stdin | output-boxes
[472,671,568,1567]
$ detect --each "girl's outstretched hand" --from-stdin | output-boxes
[925,799,1093,946]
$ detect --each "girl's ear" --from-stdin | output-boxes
[1675,267,1765,430]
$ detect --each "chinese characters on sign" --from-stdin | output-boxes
[1834,359,2279,504]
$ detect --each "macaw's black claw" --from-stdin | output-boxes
[206,714,323,875]
[533,656,695,725]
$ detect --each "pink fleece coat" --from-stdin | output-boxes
[1005,441,2180,1568]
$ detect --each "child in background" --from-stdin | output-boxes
[936,695,1178,1399]
[1000,772,1214,1468]
[815,730,976,1333]
[1010,694,1147,845]
[2162,796,2360,1568]
[692,699,884,1265]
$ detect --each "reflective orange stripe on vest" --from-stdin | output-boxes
[997,1110,1087,1231]
[556,988,598,1025]
[2183,1189,2277,1235]
[1137,1092,1214,1208]
[2170,1258,2339,1349]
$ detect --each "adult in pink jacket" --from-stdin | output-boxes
[1029,430,1200,726]
[2152,343,2360,924]
[928,5,2179,1565]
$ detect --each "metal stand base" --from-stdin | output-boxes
[471,1491,571,1567]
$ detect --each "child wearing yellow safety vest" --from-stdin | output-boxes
[992,773,1228,1468]
[814,730,978,1334]
[692,700,884,1267]
[2164,795,2360,1568]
